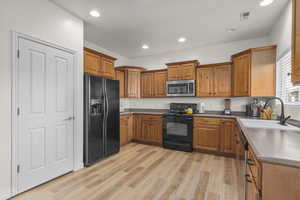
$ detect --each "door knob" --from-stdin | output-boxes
[64,117,75,121]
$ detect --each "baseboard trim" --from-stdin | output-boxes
[193,148,235,158]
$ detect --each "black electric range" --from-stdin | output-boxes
[162,103,198,152]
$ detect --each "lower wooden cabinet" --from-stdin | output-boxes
[120,114,132,146]
[133,114,163,145]
[193,117,236,155]
[220,119,236,153]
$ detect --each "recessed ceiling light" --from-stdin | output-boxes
[227,28,237,32]
[142,44,149,49]
[178,37,187,43]
[260,0,274,7]
[89,10,100,18]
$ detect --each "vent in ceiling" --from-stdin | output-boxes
[240,11,250,21]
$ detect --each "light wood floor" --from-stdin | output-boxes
[11,143,239,200]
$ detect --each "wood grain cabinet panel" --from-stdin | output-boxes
[141,115,162,144]
[115,70,125,98]
[292,0,300,84]
[197,62,232,97]
[167,65,179,81]
[232,53,251,97]
[166,60,198,81]
[196,67,214,97]
[84,51,101,75]
[219,119,235,154]
[120,115,129,146]
[232,46,276,97]
[84,48,117,79]
[102,57,115,79]
[193,126,220,151]
[214,65,232,97]
[141,72,154,98]
[154,70,167,97]
[126,70,141,98]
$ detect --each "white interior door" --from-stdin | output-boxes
[17,37,74,193]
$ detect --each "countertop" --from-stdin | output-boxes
[120,108,300,168]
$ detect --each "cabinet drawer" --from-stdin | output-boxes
[247,146,261,190]
[194,117,221,127]
[141,115,161,121]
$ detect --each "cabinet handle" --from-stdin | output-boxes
[245,174,252,183]
[247,159,255,166]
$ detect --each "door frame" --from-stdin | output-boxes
[10,31,83,196]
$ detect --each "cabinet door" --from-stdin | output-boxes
[246,166,260,200]
[292,0,300,84]
[233,54,251,96]
[214,65,232,97]
[126,70,141,98]
[141,115,162,144]
[133,115,142,141]
[167,65,179,80]
[84,51,101,75]
[115,70,125,98]
[196,68,214,97]
[220,119,235,153]
[193,126,220,151]
[102,57,115,78]
[181,63,196,80]
[141,72,154,97]
[154,71,167,97]
[120,115,129,146]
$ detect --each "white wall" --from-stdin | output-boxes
[84,41,131,66]
[130,37,272,69]
[270,0,292,58]
[0,1,84,199]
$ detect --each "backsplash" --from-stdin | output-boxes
[121,97,254,112]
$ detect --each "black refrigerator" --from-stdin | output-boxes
[84,74,120,167]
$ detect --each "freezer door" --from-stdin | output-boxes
[104,79,120,157]
[84,74,105,166]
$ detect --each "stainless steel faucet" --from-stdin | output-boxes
[263,97,291,125]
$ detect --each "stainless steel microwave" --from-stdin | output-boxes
[166,80,195,97]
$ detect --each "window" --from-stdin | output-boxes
[278,50,300,104]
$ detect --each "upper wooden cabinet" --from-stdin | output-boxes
[232,46,276,97]
[115,66,145,98]
[115,70,125,98]
[141,72,154,98]
[292,0,300,84]
[166,60,199,80]
[84,48,117,79]
[196,62,232,97]
[141,70,167,98]
[154,70,167,97]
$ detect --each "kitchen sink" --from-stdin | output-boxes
[239,119,300,131]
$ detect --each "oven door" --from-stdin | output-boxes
[163,115,193,142]
[166,80,195,97]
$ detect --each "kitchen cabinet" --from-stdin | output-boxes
[115,70,125,98]
[246,165,260,200]
[141,70,168,98]
[220,119,236,154]
[115,66,145,98]
[232,46,276,97]
[154,70,167,97]
[133,114,163,145]
[166,60,199,80]
[84,48,117,79]
[141,115,162,144]
[193,117,220,152]
[120,114,133,146]
[292,0,300,84]
[196,62,232,97]
[141,72,154,97]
